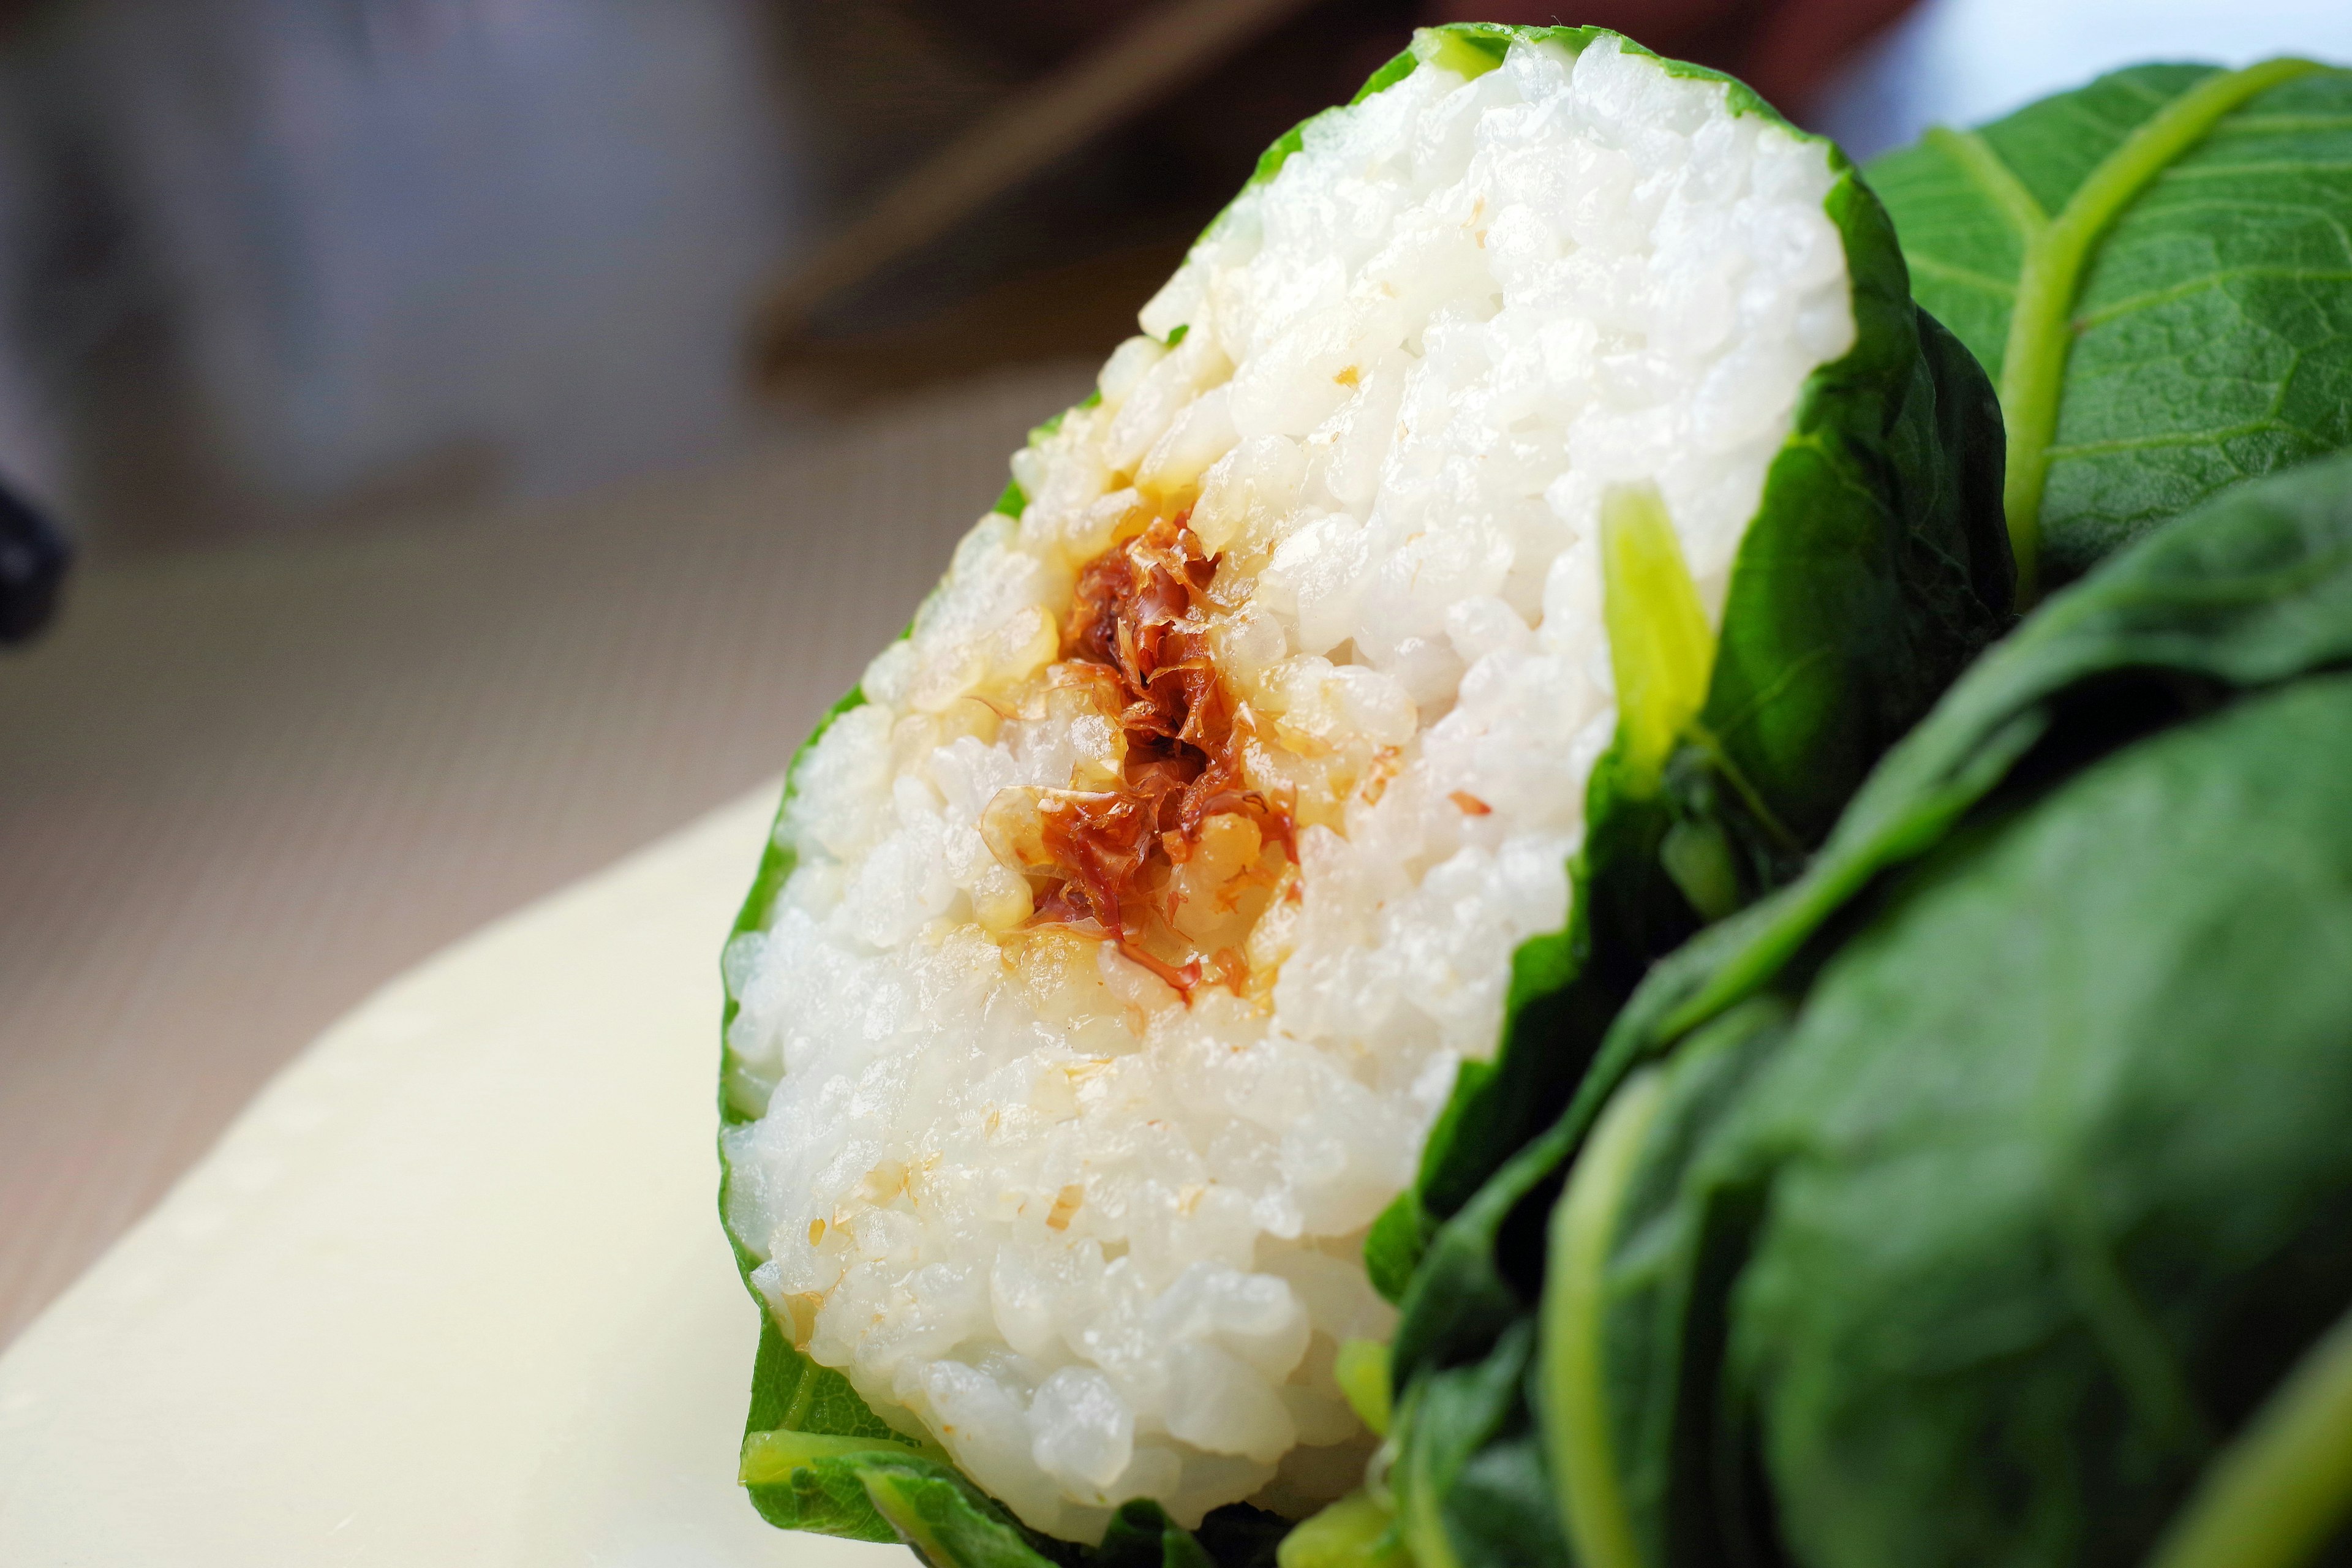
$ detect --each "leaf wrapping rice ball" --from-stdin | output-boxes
[715,23,2009,1556]
[1530,450,2352,1568]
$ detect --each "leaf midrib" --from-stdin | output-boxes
[1969,58,2329,602]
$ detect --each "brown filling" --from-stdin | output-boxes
[1025,514,1294,996]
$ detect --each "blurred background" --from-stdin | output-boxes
[47,0,2352,560]
[3,0,2350,1344]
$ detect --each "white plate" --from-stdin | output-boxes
[0,790,908,1566]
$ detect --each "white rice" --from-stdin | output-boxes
[722,33,1850,1542]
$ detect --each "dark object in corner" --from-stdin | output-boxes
[0,478,69,646]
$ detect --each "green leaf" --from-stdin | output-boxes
[736,1313,922,1540]
[1637,445,2352,1061]
[1718,669,2352,1568]
[1363,1190,1433,1305]
[1404,453,2352,1568]
[1371,452,2352,1568]
[1392,1322,1570,1568]
[1871,59,2352,595]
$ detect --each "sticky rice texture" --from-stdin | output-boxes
[722,34,1850,1542]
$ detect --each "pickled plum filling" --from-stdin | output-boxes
[992,516,1297,996]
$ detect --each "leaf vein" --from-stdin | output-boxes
[2211,112,2352,132]
[2078,266,2352,326]
[1924,126,2048,242]
[2162,159,2352,176]
[1905,255,2019,296]
[2045,417,2293,458]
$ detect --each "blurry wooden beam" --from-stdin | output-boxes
[764,238,1193,412]
[753,0,1322,380]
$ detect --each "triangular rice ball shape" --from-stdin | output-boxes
[715,23,2010,1560]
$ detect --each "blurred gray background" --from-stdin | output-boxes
[3,0,2348,556]
[0,0,1422,554]
[0,0,807,551]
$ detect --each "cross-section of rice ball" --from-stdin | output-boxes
[718,24,2005,1548]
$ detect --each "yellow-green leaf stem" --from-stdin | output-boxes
[1279,1490,1413,1568]
[1540,1068,1669,1568]
[859,1471,958,1561]
[1409,25,1505,81]
[2145,1303,2352,1568]
[1601,483,1717,797]
[1991,57,2322,601]
[1336,1339,1395,1436]
[739,1428,939,1485]
[1390,1382,1467,1568]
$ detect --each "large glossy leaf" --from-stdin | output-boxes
[1711,669,2352,1568]
[1390,452,2352,1568]
[1870,59,2352,596]
[1389,409,2352,1411]
[1555,676,2352,1568]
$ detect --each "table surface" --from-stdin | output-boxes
[0,786,907,1564]
[0,362,1093,1348]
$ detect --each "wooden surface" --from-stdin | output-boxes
[0,361,1095,1348]
[753,0,1319,360]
